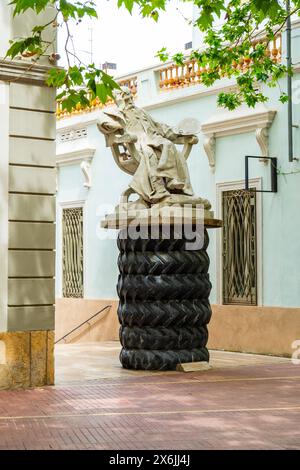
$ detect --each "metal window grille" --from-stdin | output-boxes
[62,207,83,298]
[222,189,257,305]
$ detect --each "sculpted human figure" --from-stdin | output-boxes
[98,86,211,210]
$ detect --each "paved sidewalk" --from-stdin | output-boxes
[0,344,299,450]
[55,341,289,383]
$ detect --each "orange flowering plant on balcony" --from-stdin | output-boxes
[3,0,300,111]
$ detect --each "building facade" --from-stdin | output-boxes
[56,21,300,356]
[0,5,56,389]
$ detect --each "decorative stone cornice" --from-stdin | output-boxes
[201,106,277,171]
[203,135,216,171]
[255,127,269,158]
[0,59,55,86]
[56,147,96,189]
[80,160,92,188]
[56,147,96,166]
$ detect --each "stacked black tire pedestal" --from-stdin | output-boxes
[117,225,212,370]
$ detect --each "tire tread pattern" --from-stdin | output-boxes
[118,250,210,275]
[120,347,209,370]
[120,325,208,350]
[118,228,209,253]
[118,300,212,327]
[117,273,212,301]
[117,229,211,370]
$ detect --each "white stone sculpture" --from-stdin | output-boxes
[97,87,213,225]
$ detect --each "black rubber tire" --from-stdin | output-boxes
[116,225,212,371]
[118,300,212,327]
[118,227,209,253]
[118,250,210,275]
[120,325,208,350]
[117,273,212,301]
[120,347,209,371]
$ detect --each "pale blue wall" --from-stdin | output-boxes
[56,31,300,308]
[56,129,130,300]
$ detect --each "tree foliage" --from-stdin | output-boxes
[3,0,300,111]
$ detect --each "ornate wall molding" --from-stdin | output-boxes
[203,135,216,172]
[56,147,96,166]
[80,160,92,188]
[56,147,96,189]
[58,127,88,144]
[255,127,269,159]
[201,106,277,171]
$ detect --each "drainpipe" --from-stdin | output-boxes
[286,0,294,162]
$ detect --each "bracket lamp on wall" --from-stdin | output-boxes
[245,155,278,193]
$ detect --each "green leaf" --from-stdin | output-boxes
[69,66,84,86]
[96,83,109,103]
[7,0,296,113]
[9,0,53,16]
[279,93,289,104]
[156,47,169,62]
[46,69,67,87]
[172,53,185,66]
[5,36,42,59]
[59,0,97,21]
[217,92,241,110]
[118,0,135,14]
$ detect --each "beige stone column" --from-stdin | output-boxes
[0,5,57,389]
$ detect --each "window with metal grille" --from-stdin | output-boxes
[222,189,257,305]
[62,207,83,298]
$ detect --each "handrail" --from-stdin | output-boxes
[55,304,112,344]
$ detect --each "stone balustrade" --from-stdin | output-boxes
[158,34,282,92]
[56,34,282,119]
[56,76,138,120]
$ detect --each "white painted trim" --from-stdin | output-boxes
[0,59,55,85]
[201,106,276,170]
[57,200,87,299]
[0,82,9,331]
[216,178,263,307]
[56,147,96,166]
[294,65,300,74]
[57,111,105,131]
[56,83,240,125]
[59,199,86,207]
[201,107,276,137]
[56,147,95,189]
[142,83,238,110]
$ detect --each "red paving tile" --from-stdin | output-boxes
[0,362,299,449]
